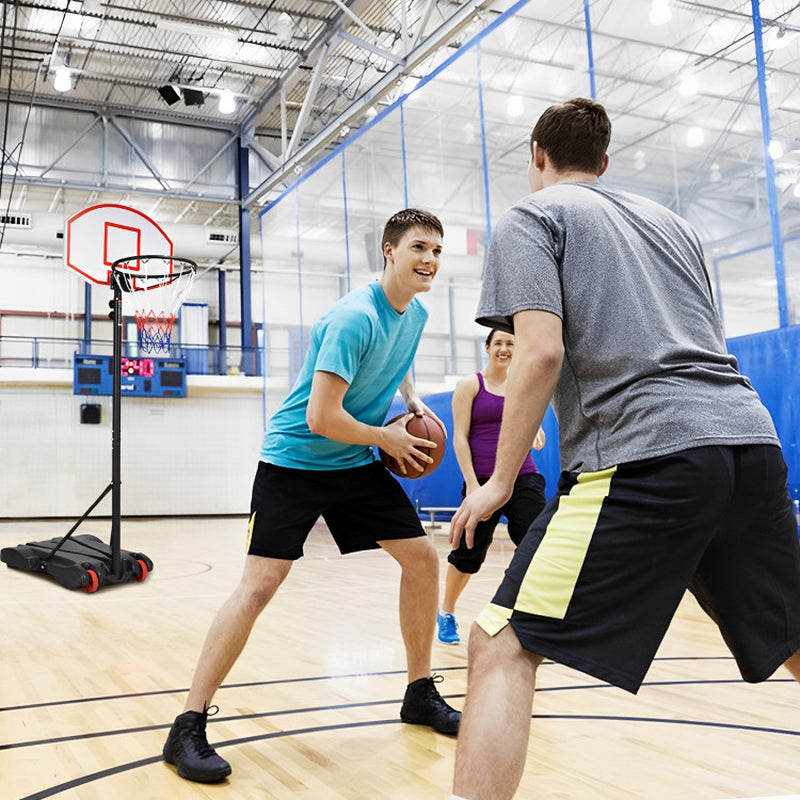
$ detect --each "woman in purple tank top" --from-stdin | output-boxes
[437,328,546,645]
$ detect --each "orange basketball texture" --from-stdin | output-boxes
[378,413,447,479]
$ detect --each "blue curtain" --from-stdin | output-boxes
[728,325,800,502]
[382,391,560,522]
[388,326,800,518]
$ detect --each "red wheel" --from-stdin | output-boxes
[83,569,99,593]
[135,559,149,582]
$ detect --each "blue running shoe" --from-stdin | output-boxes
[437,610,460,644]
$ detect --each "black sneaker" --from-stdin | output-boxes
[163,704,232,783]
[400,674,461,735]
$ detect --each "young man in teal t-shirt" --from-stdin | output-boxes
[163,209,461,784]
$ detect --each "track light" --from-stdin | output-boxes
[158,85,181,105]
[159,82,240,112]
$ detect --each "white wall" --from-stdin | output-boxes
[0,367,455,519]
[0,370,278,517]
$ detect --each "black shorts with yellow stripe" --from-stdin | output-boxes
[476,444,800,693]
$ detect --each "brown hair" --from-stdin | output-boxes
[529,97,611,174]
[381,208,444,267]
[485,328,502,347]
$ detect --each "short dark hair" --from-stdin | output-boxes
[529,98,611,174]
[381,208,444,267]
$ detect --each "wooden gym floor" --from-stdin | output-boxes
[1,516,799,800]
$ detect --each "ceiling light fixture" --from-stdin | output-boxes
[462,122,476,145]
[678,72,699,97]
[53,64,73,92]
[156,18,239,41]
[218,90,236,114]
[507,95,524,119]
[765,25,793,50]
[275,12,293,44]
[768,140,784,160]
[633,150,647,171]
[649,0,672,26]
[686,126,704,148]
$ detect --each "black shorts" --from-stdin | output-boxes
[448,472,546,573]
[246,460,426,560]
[475,444,800,693]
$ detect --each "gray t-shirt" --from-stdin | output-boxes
[476,181,778,472]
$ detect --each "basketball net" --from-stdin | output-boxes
[112,256,197,354]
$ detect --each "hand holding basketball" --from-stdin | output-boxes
[378,412,447,478]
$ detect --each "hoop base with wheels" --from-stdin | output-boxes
[0,254,195,592]
[1,534,153,591]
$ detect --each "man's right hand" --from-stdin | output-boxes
[449,477,512,549]
[378,413,435,476]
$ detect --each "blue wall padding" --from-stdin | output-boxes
[727,324,800,502]
[382,390,561,523]
[386,326,800,519]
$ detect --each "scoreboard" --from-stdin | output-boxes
[74,354,187,397]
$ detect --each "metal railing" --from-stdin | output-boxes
[0,335,265,376]
[0,335,482,383]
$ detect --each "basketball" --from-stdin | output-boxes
[378,413,446,479]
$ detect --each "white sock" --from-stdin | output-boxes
[450,795,470,800]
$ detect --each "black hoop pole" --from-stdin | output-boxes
[107,255,194,575]
[110,272,123,577]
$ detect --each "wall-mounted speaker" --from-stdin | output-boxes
[80,403,101,425]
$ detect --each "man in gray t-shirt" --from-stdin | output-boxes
[449,98,800,800]
[476,179,778,474]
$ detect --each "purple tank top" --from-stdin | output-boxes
[467,372,537,479]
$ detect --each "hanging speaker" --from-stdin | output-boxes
[158,85,181,105]
[182,88,205,107]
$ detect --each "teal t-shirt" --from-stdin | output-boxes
[260,281,428,470]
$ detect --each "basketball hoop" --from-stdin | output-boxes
[111,255,197,353]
